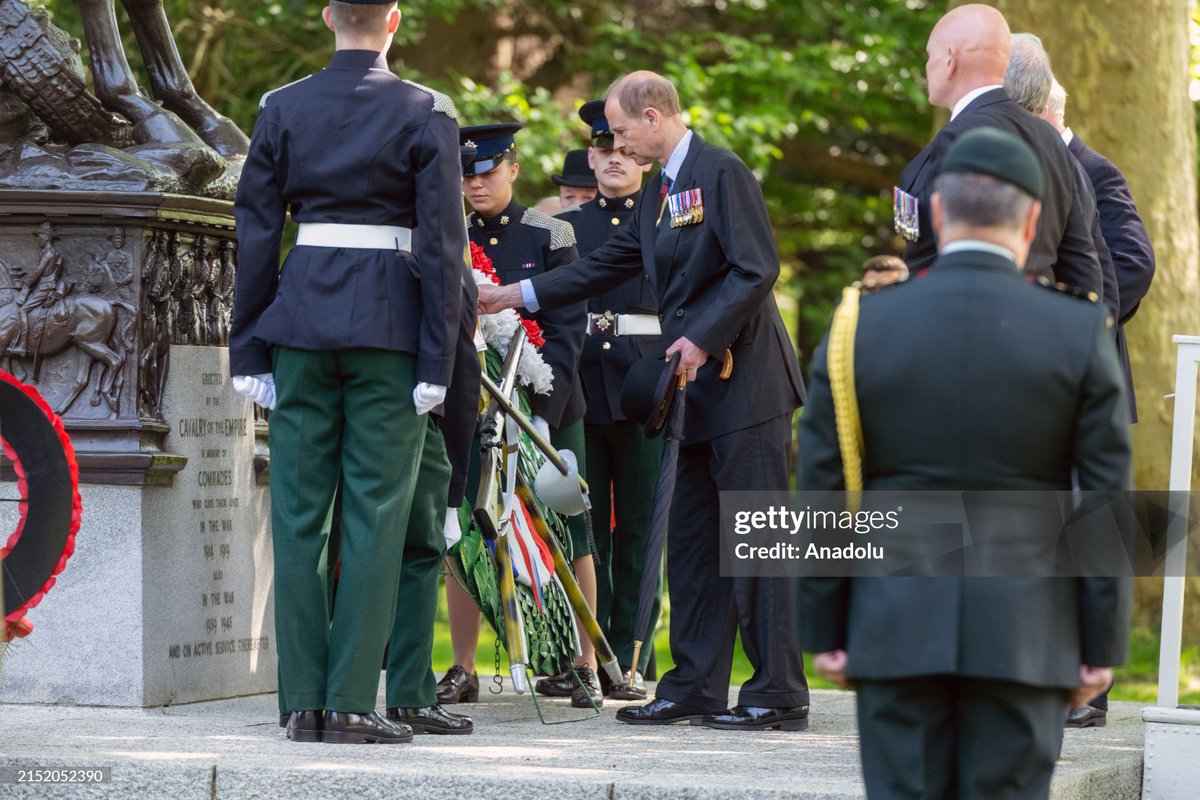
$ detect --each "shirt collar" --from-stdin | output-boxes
[662,129,694,184]
[1061,127,1075,146]
[940,239,1017,263]
[329,49,389,71]
[950,84,1005,121]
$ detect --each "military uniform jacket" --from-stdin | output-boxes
[556,189,663,425]
[531,133,804,444]
[231,50,465,385]
[469,199,585,428]
[1069,134,1157,422]
[899,88,1101,296]
[795,249,1132,689]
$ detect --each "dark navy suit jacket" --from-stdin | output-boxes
[1068,134,1156,422]
[900,88,1101,297]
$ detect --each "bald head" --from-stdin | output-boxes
[925,4,1012,109]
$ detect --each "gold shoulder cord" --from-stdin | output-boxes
[828,285,864,512]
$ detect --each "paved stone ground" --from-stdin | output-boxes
[0,683,1144,799]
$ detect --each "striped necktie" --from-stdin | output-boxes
[657,175,671,226]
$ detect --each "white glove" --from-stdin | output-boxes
[443,506,462,548]
[413,382,447,415]
[231,373,276,410]
[531,414,551,441]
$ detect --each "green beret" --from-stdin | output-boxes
[940,127,1045,201]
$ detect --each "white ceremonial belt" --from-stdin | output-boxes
[296,223,412,251]
[588,312,662,336]
[618,314,662,336]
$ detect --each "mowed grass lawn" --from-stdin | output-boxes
[429,576,1200,703]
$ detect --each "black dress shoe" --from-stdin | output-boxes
[615,697,706,725]
[323,711,413,744]
[387,704,474,735]
[700,704,809,731]
[535,671,574,697]
[1065,705,1107,728]
[607,670,648,701]
[285,710,323,742]
[571,665,604,709]
[436,664,479,704]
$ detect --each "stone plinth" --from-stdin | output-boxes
[1,345,274,706]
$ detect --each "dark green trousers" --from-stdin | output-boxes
[270,346,426,713]
[549,418,588,561]
[585,421,663,673]
[385,421,451,708]
[856,676,1066,799]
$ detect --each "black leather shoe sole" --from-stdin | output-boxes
[535,680,574,698]
[700,716,809,732]
[616,712,704,726]
[607,687,648,701]
[286,726,323,743]
[408,719,475,735]
[1065,715,1107,729]
[436,685,480,704]
[323,727,414,744]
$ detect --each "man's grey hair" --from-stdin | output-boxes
[1005,32,1054,115]
[606,72,682,118]
[933,172,1035,231]
[1045,79,1068,127]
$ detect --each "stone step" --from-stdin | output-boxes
[0,685,1144,798]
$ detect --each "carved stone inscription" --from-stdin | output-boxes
[143,344,274,704]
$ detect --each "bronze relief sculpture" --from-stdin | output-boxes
[0,0,246,483]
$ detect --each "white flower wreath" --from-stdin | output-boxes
[472,270,554,396]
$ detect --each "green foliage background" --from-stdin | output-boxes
[32,0,940,360]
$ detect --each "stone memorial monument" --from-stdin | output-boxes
[0,0,275,705]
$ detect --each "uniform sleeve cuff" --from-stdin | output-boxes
[417,352,454,386]
[230,345,273,377]
[520,279,540,313]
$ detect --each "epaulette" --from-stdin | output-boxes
[402,79,458,120]
[522,208,577,251]
[1030,275,1100,304]
[259,74,313,110]
[854,276,912,296]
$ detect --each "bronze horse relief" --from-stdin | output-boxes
[0,1,245,482]
[0,222,134,415]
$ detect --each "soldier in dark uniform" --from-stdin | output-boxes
[230,0,465,745]
[551,149,598,209]
[543,99,661,701]
[437,123,599,707]
[797,128,1131,798]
